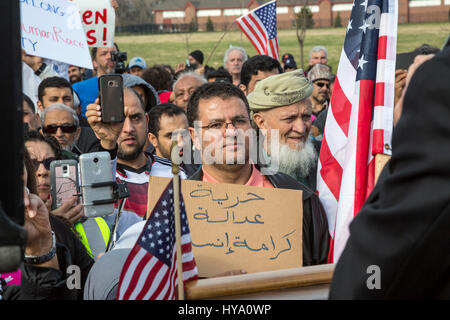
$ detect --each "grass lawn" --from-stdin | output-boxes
[116,22,449,74]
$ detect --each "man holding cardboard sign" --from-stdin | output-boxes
[186,81,330,268]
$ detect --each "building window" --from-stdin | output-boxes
[223,8,249,16]
[332,4,353,11]
[409,0,441,7]
[197,9,221,17]
[162,11,186,18]
[294,5,319,13]
[276,6,289,14]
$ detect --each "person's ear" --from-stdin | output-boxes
[75,127,81,141]
[238,84,248,96]
[37,100,45,113]
[148,132,159,149]
[35,113,41,126]
[188,127,202,151]
[252,112,266,131]
[92,58,98,71]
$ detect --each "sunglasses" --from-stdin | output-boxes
[43,123,77,134]
[315,82,330,89]
[31,157,57,171]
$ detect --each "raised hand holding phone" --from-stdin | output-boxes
[86,97,127,151]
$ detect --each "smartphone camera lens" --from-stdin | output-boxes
[93,158,99,163]
[63,165,68,173]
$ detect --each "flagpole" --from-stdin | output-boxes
[171,141,184,300]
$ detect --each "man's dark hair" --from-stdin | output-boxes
[240,55,282,87]
[23,94,35,113]
[415,43,440,55]
[186,82,250,127]
[142,65,173,92]
[37,76,73,102]
[125,87,145,111]
[92,43,119,61]
[205,67,232,84]
[91,47,98,61]
[148,103,186,137]
[24,130,62,160]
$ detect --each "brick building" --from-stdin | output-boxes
[153,0,450,31]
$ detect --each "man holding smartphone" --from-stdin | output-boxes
[73,46,119,118]
[85,88,151,236]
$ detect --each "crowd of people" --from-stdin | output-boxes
[2,21,448,299]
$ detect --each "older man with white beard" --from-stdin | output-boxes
[248,69,319,190]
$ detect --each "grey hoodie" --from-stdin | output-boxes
[122,73,160,112]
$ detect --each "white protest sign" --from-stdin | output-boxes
[20,0,93,69]
[71,0,115,47]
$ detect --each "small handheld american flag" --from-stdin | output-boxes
[116,179,198,300]
[236,0,279,60]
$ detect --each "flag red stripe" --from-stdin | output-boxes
[327,237,334,264]
[372,128,384,155]
[239,18,265,54]
[366,156,376,199]
[354,80,375,213]
[123,248,151,300]
[135,259,165,300]
[319,136,343,201]
[117,245,140,299]
[374,82,385,107]
[268,39,277,59]
[377,35,387,60]
[248,15,268,44]
[164,252,178,300]
[146,261,170,300]
[330,77,352,137]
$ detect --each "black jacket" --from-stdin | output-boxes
[3,215,94,300]
[329,47,450,299]
[188,167,330,266]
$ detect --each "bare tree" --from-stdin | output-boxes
[115,0,163,26]
[289,0,310,70]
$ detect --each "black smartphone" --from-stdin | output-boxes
[98,74,125,123]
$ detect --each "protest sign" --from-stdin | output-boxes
[20,0,93,69]
[147,176,303,278]
[71,0,115,47]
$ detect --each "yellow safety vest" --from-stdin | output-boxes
[75,217,110,260]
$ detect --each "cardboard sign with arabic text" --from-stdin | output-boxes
[147,176,303,277]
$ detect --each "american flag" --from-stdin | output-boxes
[236,0,279,60]
[316,0,398,263]
[116,179,198,300]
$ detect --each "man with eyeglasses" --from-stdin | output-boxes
[37,76,100,154]
[186,81,330,269]
[41,104,81,160]
[307,64,332,120]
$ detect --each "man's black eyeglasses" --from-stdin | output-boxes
[200,117,251,131]
[315,82,330,89]
[31,157,57,171]
[43,123,77,134]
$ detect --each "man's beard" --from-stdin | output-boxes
[69,75,81,84]
[313,92,329,104]
[273,139,317,182]
[117,140,146,161]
